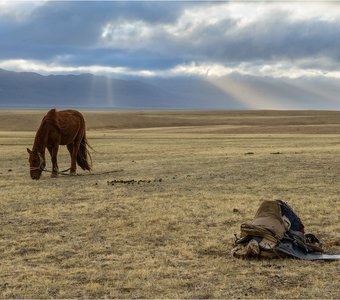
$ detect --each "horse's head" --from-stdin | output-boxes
[27,148,45,180]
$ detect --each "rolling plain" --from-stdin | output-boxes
[0,110,339,298]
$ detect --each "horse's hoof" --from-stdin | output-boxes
[51,173,58,178]
[70,171,77,176]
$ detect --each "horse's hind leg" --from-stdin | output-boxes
[48,145,59,178]
[67,143,77,175]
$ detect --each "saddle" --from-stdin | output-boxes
[232,200,340,260]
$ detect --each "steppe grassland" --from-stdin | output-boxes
[0,111,339,298]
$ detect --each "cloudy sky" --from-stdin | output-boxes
[1,0,340,109]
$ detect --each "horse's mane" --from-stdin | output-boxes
[33,109,61,151]
[41,108,61,132]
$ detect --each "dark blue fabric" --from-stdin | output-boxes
[252,236,262,243]
[277,200,304,232]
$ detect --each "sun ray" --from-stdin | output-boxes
[105,75,114,107]
[207,76,289,110]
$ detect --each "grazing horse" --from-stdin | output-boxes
[27,108,91,180]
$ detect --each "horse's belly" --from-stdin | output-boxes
[60,130,80,145]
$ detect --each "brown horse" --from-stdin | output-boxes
[27,108,92,180]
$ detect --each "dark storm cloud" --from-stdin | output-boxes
[1,1,190,48]
[146,9,340,69]
[23,1,188,45]
[0,1,192,62]
[91,3,340,72]
[0,1,340,76]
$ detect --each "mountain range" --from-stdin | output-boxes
[0,68,244,110]
[0,68,340,110]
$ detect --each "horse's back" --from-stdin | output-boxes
[44,109,85,127]
[58,109,85,131]
[58,109,85,120]
[44,109,86,145]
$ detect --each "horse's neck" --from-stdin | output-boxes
[33,122,49,153]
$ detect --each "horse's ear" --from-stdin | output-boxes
[27,148,32,154]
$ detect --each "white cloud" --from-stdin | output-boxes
[100,21,154,48]
[169,62,234,77]
[0,59,156,77]
[2,58,340,80]
[283,2,340,22]
[167,60,340,80]
[0,0,47,20]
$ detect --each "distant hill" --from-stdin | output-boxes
[1,68,340,110]
[0,69,243,109]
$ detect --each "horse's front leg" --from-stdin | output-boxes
[50,145,59,178]
[67,143,77,176]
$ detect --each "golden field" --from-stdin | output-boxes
[0,110,339,298]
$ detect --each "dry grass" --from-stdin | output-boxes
[0,110,339,298]
[1,109,340,133]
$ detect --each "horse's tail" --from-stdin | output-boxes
[77,135,92,171]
